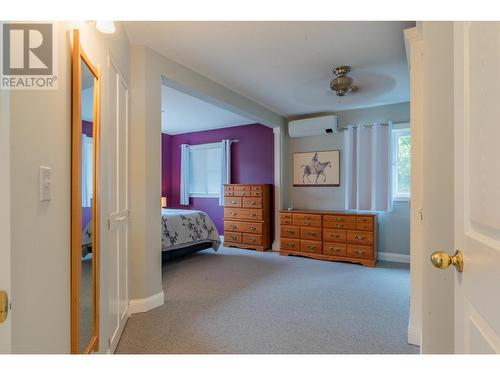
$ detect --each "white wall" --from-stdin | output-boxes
[9,21,130,353]
[286,102,411,256]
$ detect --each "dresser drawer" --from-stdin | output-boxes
[242,233,262,246]
[281,238,300,251]
[224,196,242,207]
[234,185,251,191]
[233,190,252,197]
[356,216,374,225]
[347,231,374,245]
[280,218,293,225]
[356,223,373,231]
[243,197,262,208]
[251,190,262,197]
[300,240,322,254]
[300,227,322,240]
[224,190,234,197]
[294,219,322,227]
[251,185,262,191]
[224,208,262,221]
[323,243,347,256]
[225,232,242,243]
[224,221,262,234]
[280,212,293,220]
[323,214,356,223]
[224,185,234,191]
[347,244,374,259]
[323,221,356,230]
[281,225,300,238]
[323,229,347,242]
[293,213,321,222]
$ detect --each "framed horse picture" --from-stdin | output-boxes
[293,150,340,187]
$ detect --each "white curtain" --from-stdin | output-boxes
[81,134,93,207]
[219,139,232,205]
[345,122,393,211]
[180,144,190,205]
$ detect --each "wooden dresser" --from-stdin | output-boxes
[223,184,272,251]
[279,210,377,267]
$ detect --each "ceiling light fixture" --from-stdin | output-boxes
[95,21,115,34]
[330,66,355,97]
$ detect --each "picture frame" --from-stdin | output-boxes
[293,150,340,187]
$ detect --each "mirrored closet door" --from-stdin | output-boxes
[71,29,100,354]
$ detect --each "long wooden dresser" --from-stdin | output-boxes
[279,210,378,267]
[223,184,272,251]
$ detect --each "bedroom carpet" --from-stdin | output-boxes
[116,247,419,354]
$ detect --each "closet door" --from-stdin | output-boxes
[107,58,129,353]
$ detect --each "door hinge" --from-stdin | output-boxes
[108,219,111,230]
[419,208,424,222]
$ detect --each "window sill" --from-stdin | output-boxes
[393,195,410,202]
[189,194,219,199]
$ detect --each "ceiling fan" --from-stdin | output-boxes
[330,65,357,97]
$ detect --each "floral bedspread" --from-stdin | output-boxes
[161,209,221,251]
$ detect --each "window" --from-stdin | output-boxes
[188,143,222,198]
[392,127,411,201]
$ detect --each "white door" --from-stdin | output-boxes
[0,78,11,353]
[107,57,130,353]
[453,21,500,353]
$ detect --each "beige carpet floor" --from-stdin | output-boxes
[116,247,419,354]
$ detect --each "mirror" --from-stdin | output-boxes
[71,29,100,354]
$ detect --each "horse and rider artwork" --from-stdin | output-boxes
[293,150,340,187]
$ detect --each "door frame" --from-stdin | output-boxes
[0,75,11,354]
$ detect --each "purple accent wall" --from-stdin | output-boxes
[82,120,93,138]
[162,123,274,235]
[161,134,173,205]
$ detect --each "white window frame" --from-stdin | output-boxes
[188,142,222,199]
[392,123,411,201]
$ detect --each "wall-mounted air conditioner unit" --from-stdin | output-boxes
[288,115,338,138]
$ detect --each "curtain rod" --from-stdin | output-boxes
[335,123,390,132]
[179,139,239,147]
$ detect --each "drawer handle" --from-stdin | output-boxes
[249,237,256,242]
[249,213,257,217]
[330,247,342,252]
[230,224,237,229]
[336,217,343,222]
[249,201,256,206]
[231,200,237,204]
[230,236,238,241]
[287,242,295,248]
[304,216,311,220]
[286,229,295,234]
[230,212,237,216]
[307,245,316,250]
[306,232,316,236]
[354,235,366,240]
[335,223,344,228]
[355,250,366,255]
[304,221,311,226]
[330,234,341,238]
[248,226,256,231]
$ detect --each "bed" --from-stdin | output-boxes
[161,209,221,258]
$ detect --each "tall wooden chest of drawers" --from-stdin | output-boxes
[223,184,272,251]
[279,210,377,267]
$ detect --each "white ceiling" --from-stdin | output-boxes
[161,85,254,134]
[125,21,415,117]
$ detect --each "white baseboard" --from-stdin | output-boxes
[408,323,421,347]
[129,291,165,314]
[378,252,410,264]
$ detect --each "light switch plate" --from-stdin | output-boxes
[39,166,51,201]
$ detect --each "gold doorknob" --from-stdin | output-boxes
[0,290,8,323]
[431,250,464,273]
